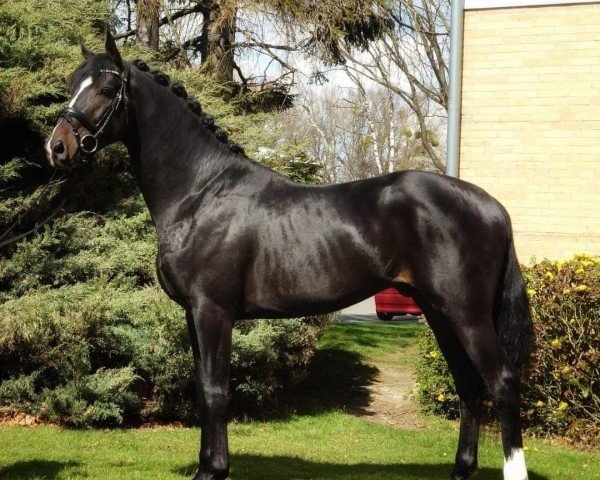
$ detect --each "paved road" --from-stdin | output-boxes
[341,296,377,315]
[337,296,420,323]
[336,313,420,323]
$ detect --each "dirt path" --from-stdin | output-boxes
[351,346,427,429]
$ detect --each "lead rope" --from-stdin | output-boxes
[0,170,73,250]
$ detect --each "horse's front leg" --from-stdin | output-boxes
[186,300,234,480]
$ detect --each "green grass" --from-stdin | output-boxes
[320,321,424,366]
[280,321,424,415]
[1,321,597,480]
[1,413,597,479]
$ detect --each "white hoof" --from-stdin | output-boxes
[504,448,528,480]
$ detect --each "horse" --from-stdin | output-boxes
[45,32,534,480]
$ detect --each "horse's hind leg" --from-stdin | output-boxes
[451,316,528,480]
[428,315,485,480]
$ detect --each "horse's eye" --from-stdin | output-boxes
[100,86,115,96]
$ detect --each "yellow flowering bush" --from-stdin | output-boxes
[522,254,599,444]
[417,254,599,446]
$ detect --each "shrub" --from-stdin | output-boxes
[417,254,599,444]
[416,330,460,418]
[0,0,331,429]
[0,282,331,426]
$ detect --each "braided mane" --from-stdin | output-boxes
[131,59,246,157]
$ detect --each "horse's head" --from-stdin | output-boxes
[46,31,129,170]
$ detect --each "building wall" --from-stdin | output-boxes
[460,3,600,262]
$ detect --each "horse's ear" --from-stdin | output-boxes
[105,30,124,69]
[81,42,95,61]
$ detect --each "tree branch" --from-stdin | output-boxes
[163,33,203,61]
[115,3,206,40]
[231,41,297,52]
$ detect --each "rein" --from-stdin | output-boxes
[59,64,130,157]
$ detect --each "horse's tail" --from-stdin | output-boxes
[493,222,535,369]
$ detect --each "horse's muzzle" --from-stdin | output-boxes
[45,126,79,170]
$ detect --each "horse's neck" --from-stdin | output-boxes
[124,69,244,228]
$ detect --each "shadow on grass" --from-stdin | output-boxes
[0,460,82,479]
[254,322,424,419]
[276,347,379,416]
[176,455,549,480]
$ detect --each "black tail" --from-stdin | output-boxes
[494,234,535,369]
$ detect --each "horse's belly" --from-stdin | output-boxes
[242,259,387,319]
[241,208,396,318]
[241,286,380,319]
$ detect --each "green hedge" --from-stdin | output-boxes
[417,255,599,445]
[0,281,331,426]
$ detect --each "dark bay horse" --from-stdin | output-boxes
[46,33,533,480]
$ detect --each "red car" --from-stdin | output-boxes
[374,287,422,320]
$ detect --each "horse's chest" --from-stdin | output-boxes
[158,222,190,252]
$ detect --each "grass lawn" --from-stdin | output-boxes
[1,322,597,480]
[319,322,423,366]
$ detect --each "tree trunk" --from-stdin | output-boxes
[200,0,236,85]
[136,0,160,50]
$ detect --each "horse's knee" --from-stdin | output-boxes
[205,389,230,417]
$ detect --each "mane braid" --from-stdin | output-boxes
[131,59,246,157]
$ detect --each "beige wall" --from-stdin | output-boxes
[460,3,600,263]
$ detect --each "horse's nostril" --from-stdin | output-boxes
[52,140,65,155]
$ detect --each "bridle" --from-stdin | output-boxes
[2,65,130,249]
[59,63,130,157]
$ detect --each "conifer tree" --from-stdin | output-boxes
[0,0,330,425]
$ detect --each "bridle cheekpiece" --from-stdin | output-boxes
[59,63,130,157]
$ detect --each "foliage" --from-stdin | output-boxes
[257,149,322,185]
[274,86,434,183]
[416,255,600,445]
[0,0,320,250]
[329,0,450,172]
[0,0,329,427]
[416,330,459,417]
[0,323,595,479]
[231,315,332,412]
[0,281,331,426]
[522,255,599,443]
[113,0,391,80]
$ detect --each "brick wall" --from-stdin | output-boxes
[460,3,600,262]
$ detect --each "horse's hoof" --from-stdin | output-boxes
[192,468,229,480]
[192,473,217,480]
[451,466,478,480]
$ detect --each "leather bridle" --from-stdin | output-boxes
[59,63,130,157]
